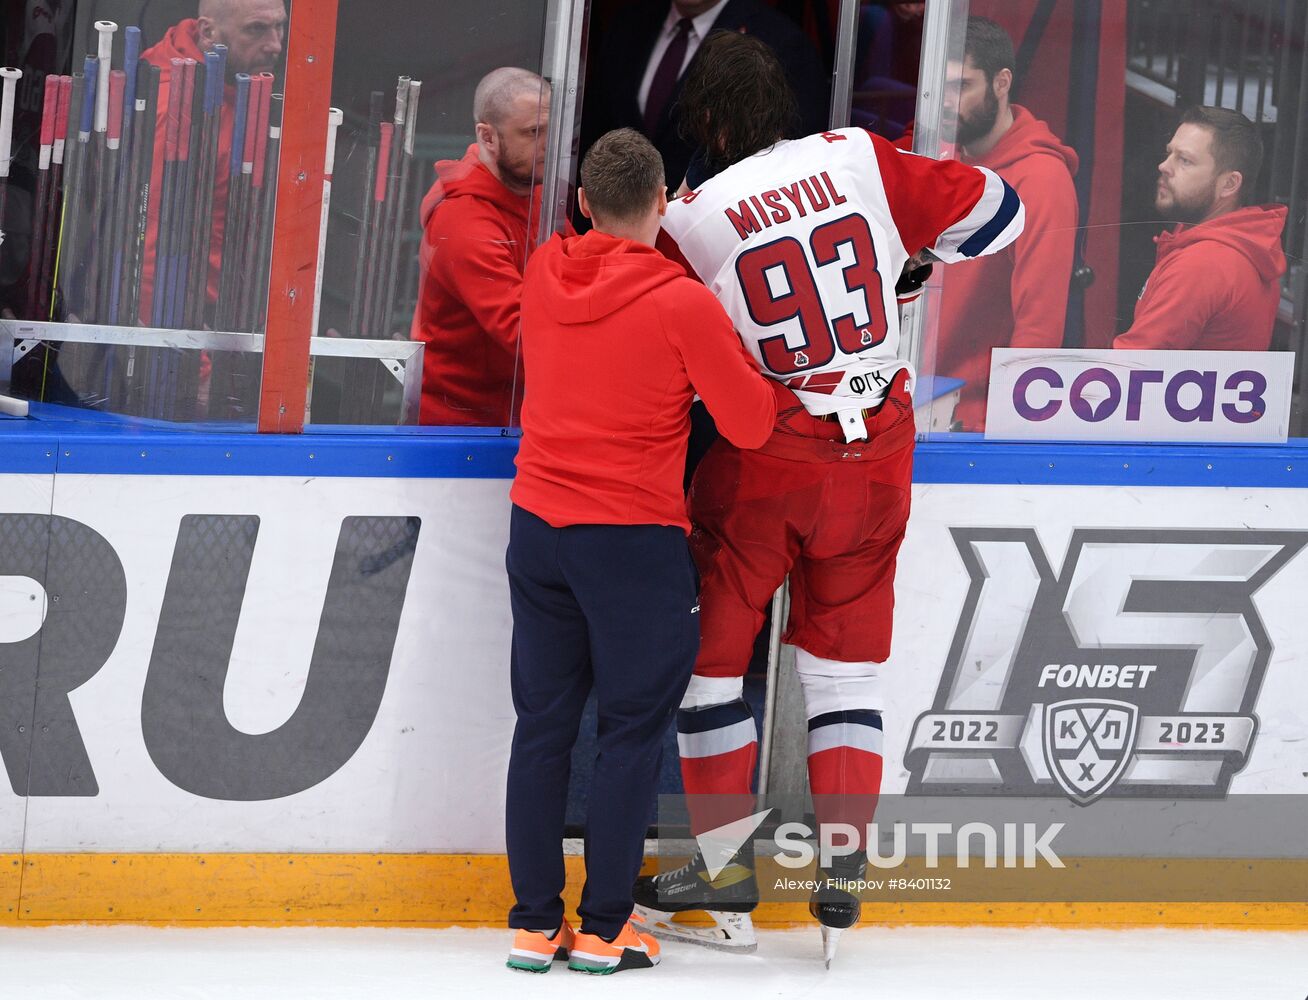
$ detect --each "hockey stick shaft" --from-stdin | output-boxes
[215,72,250,331]
[25,73,59,318]
[348,90,384,338]
[55,63,95,319]
[381,78,420,341]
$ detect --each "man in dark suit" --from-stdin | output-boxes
[582,0,827,193]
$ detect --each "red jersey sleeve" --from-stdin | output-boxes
[867,130,1025,263]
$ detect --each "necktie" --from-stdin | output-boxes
[643,18,693,134]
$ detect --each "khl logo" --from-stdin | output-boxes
[905,529,1305,804]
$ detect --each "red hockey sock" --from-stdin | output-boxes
[677,700,758,836]
[807,710,884,851]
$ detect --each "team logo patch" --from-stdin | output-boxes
[1042,699,1138,805]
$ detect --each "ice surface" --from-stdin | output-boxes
[2,925,1305,999]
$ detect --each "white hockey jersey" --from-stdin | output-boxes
[660,128,1025,439]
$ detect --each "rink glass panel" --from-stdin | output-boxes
[899,0,1306,442]
[307,0,557,429]
[0,0,298,427]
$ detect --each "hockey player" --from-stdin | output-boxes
[631,31,1024,964]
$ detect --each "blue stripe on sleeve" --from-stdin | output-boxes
[957,179,1021,258]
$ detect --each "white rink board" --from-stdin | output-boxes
[6,475,516,853]
[0,473,56,855]
[886,484,1308,800]
[1,475,1306,852]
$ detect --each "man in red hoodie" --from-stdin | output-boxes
[925,17,1079,431]
[140,0,287,318]
[1114,106,1287,352]
[503,128,782,975]
[411,67,558,426]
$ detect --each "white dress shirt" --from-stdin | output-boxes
[637,0,730,116]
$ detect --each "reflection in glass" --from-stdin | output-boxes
[928,14,1079,433]
[0,0,290,423]
[906,0,1307,437]
[310,0,551,427]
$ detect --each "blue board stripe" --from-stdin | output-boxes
[3,412,1308,487]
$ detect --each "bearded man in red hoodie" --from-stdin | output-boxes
[411,67,558,426]
[1114,106,1287,352]
[924,17,1078,431]
[140,0,287,317]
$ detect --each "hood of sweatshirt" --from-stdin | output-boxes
[149,18,206,62]
[419,144,530,228]
[975,105,1080,177]
[532,230,690,323]
[1155,203,1288,283]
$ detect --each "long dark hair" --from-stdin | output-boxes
[677,30,798,172]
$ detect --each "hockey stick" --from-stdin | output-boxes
[215,72,250,332]
[381,79,420,341]
[304,107,344,424]
[106,26,141,325]
[255,91,283,328]
[25,73,59,318]
[367,76,408,342]
[348,91,384,338]
[123,63,159,412]
[184,46,225,330]
[151,59,184,329]
[164,58,197,330]
[358,120,393,341]
[54,63,95,322]
[311,107,344,338]
[246,84,280,332]
[123,63,158,329]
[83,21,118,323]
[97,70,126,400]
[41,76,72,319]
[0,67,24,280]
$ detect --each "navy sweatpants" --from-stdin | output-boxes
[505,505,699,938]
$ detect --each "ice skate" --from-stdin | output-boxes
[632,846,759,953]
[809,851,867,967]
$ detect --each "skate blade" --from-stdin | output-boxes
[821,925,843,969]
[632,905,758,954]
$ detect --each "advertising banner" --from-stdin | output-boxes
[984,349,1295,443]
[2,474,1306,856]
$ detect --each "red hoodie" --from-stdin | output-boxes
[1114,204,1287,351]
[511,230,779,532]
[927,106,1079,431]
[140,20,237,320]
[411,145,551,426]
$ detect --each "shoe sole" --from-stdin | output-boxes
[568,951,659,975]
[506,946,568,973]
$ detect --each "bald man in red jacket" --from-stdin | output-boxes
[411,68,572,426]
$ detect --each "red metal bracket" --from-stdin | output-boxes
[257,0,338,433]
